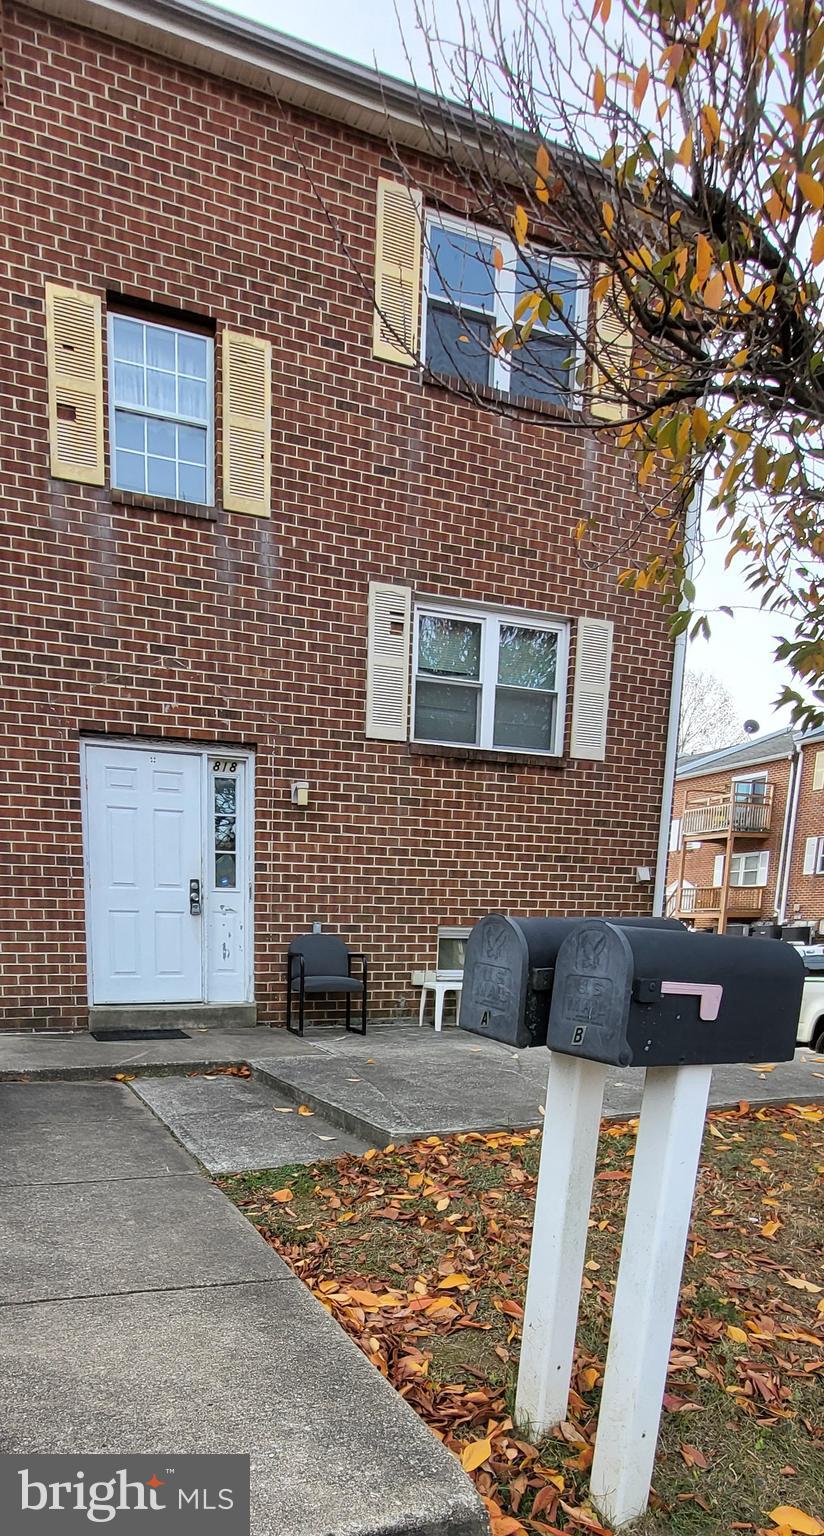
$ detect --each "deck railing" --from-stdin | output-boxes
[678,885,766,917]
[681,783,773,839]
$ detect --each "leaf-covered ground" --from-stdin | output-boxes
[221,1101,823,1536]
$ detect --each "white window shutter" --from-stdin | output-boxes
[590,269,633,423]
[713,854,725,887]
[803,836,820,875]
[372,178,423,366]
[758,850,770,883]
[366,582,412,741]
[669,818,681,853]
[569,617,613,760]
[222,329,271,516]
[814,751,824,792]
[45,283,104,484]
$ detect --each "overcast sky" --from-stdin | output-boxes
[221,0,797,735]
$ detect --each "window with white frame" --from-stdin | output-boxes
[109,313,213,504]
[412,605,567,755]
[730,851,769,887]
[423,215,587,406]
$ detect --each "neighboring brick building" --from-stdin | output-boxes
[667,727,824,936]
[1,0,680,1033]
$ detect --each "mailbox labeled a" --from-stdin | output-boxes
[548,919,804,1066]
[460,913,686,1048]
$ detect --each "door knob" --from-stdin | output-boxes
[189,878,202,916]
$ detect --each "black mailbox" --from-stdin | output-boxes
[460,913,687,1048]
[548,919,804,1066]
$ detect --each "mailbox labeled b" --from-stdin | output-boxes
[548,919,804,1067]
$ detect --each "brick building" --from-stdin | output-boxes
[1,0,681,1033]
[667,727,824,936]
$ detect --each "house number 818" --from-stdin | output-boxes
[213,760,238,773]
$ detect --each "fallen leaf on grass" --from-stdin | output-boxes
[727,1325,749,1344]
[767,1508,824,1535]
[438,1273,472,1290]
[680,1443,710,1469]
[270,1188,294,1204]
[780,1272,822,1294]
[760,1219,781,1240]
[461,1437,493,1472]
[490,1518,527,1536]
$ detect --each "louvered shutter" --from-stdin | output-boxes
[757,851,770,884]
[803,836,820,875]
[372,179,423,366]
[713,854,725,887]
[45,283,104,484]
[222,330,271,516]
[590,270,633,423]
[366,582,412,740]
[569,617,613,760]
[814,750,824,792]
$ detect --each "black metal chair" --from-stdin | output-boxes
[285,934,368,1037]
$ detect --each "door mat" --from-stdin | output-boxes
[90,1028,191,1041]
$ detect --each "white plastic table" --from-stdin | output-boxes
[417,973,463,1032]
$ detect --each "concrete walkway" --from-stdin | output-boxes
[0,1081,485,1536]
[1,1024,820,1173]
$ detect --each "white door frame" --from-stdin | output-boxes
[80,736,255,1006]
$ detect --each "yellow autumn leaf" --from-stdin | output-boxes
[700,104,721,148]
[512,204,528,246]
[781,1272,822,1293]
[692,406,710,446]
[297,1104,314,1116]
[694,232,713,287]
[493,246,504,272]
[271,1187,294,1203]
[461,1436,493,1472]
[438,1272,472,1290]
[633,63,650,110]
[812,226,824,265]
[798,174,824,210]
[704,271,725,308]
[535,143,550,179]
[726,1325,748,1343]
[767,1509,824,1536]
[593,67,606,112]
[581,1365,600,1389]
[760,1218,781,1239]
[676,129,693,167]
[602,200,615,231]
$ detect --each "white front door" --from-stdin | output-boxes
[83,742,252,1006]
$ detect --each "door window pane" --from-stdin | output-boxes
[215,853,236,888]
[414,680,479,744]
[214,778,236,816]
[418,615,481,679]
[498,625,557,690]
[493,689,555,751]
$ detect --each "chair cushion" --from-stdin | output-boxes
[290,974,363,994]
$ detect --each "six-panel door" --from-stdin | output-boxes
[85,744,204,1005]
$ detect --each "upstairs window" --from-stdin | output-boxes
[412,604,567,755]
[108,313,213,505]
[423,215,586,407]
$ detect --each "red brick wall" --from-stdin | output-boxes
[0,4,677,1030]
[667,760,792,925]
[785,744,824,931]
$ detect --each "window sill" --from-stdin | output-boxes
[421,368,576,423]
[409,741,567,769]
[110,488,218,522]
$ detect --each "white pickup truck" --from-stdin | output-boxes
[793,947,824,1051]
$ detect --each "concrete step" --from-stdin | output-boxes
[131,1072,373,1173]
[88,1003,257,1033]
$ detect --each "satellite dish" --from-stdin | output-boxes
[743,719,760,735]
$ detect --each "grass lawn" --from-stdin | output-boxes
[221,1100,823,1536]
